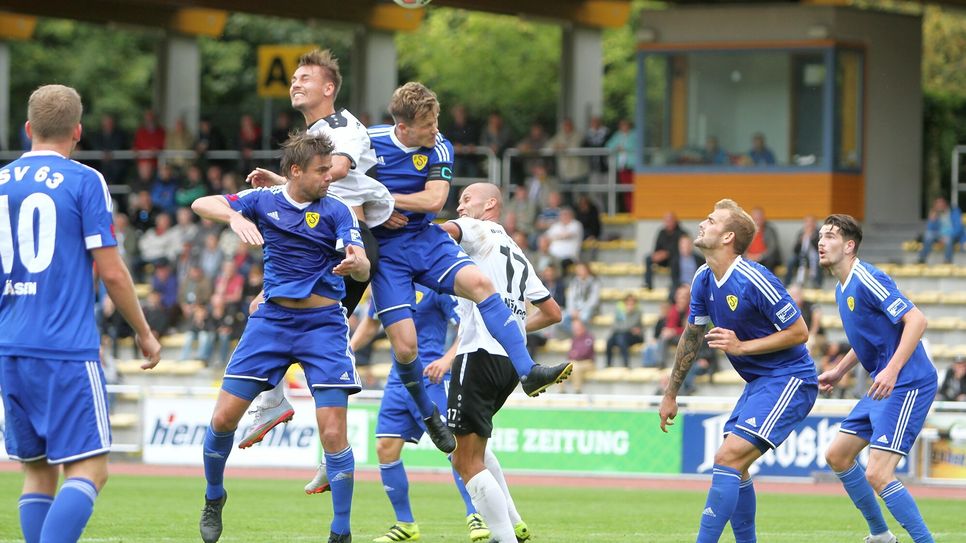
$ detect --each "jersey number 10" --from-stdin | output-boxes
[0,194,57,274]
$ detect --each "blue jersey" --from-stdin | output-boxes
[689,256,814,381]
[366,125,454,238]
[0,151,115,360]
[836,260,936,387]
[226,186,362,302]
[378,285,458,386]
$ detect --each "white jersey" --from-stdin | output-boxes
[453,217,551,357]
[307,109,394,226]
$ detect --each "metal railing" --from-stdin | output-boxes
[500,147,625,214]
[952,145,966,209]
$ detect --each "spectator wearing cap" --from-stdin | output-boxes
[939,357,966,401]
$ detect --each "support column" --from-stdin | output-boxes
[560,24,603,132]
[350,28,398,124]
[157,33,200,135]
[0,42,9,151]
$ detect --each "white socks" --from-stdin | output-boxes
[466,470,515,542]
[484,445,522,525]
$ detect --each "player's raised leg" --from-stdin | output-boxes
[238,381,294,449]
[451,265,572,397]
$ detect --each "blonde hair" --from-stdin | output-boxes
[388,82,439,124]
[714,199,757,255]
[297,49,342,97]
[28,84,82,141]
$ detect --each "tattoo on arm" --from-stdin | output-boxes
[667,324,703,395]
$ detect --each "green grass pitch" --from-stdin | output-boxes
[0,471,964,542]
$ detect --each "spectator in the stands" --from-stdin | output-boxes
[165,117,195,169]
[747,132,776,165]
[670,234,705,289]
[919,196,964,264]
[197,233,225,281]
[213,259,245,310]
[505,184,537,239]
[702,136,729,165]
[605,294,644,368]
[939,357,966,401]
[644,211,687,290]
[139,212,179,264]
[547,117,588,184]
[785,215,821,287]
[143,290,170,341]
[207,294,245,366]
[445,104,481,178]
[680,340,719,395]
[150,162,180,214]
[205,163,224,194]
[169,207,199,253]
[270,111,293,149]
[133,109,165,169]
[90,113,128,184]
[574,195,602,241]
[606,118,636,211]
[242,264,264,316]
[746,206,782,272]
[128,189,157,232]
[534,189,563,241]
[563,261,600,334]
[150,257,180,322]
[583,115,609,176]
[516,121,549,174]
[178,264,213,323]
[532,234,560,276]
[479,112,512,157]
[113,211,140,274]
[820,341,855,399]
[565,318,596,394]
[545,207,584,271]
[179,304,212,362]
[525,162,560,211]
[175,163,208,208]
[237,113,261,173]
[195,116,226,167]
[643,283,690,369]
[130,160,156,193]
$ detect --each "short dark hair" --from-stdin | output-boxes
[823,214,863,252]
[280,131,334,179]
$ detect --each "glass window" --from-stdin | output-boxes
[639,46,860,171]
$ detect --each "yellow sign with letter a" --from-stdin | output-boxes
[257,45,317,98]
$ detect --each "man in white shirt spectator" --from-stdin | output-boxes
[138,212,180,264]
[544,207,583,270]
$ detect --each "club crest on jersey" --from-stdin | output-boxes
[847,296,855,312]
[412,154,428,170]
[726,295,738,311]
[415,290,424,304]
[305,211,320,228]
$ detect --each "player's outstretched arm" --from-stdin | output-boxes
[390,180,449,214]
[660,323,704,432]
[92,246,162,369]
[332,244,370,282]
[191,195,264,246]
[706,316,809,356]
[525,297,562,333]
[246,168,286,188]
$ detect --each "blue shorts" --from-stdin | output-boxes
[1,357,111,464]
[725,373,818,452]
[376,378,449,443]
[839,380,937,456]
[371,224,474,327]
[225,302,362,396]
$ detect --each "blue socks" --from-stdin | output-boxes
[697,464,742,543]
[203,426,235,500]
[326,446,355,536]
[19,493,53,543]
[836,463,890,536]
[380,460,414,523]
[394,354,435,419]
[880,480,933,543]
[452,467,477,516]
[476,293,535,378]
[39,478,97,543]
[731,478,757,543]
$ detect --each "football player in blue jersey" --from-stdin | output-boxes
[317,286,493,542]
[0,84,162,543]
[659,199,818,543]
[818,214,936,543]
[191,131,368,543]
[365,83,571,455]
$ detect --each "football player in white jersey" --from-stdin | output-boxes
[241,49,392,447]
[439,183,562,543]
